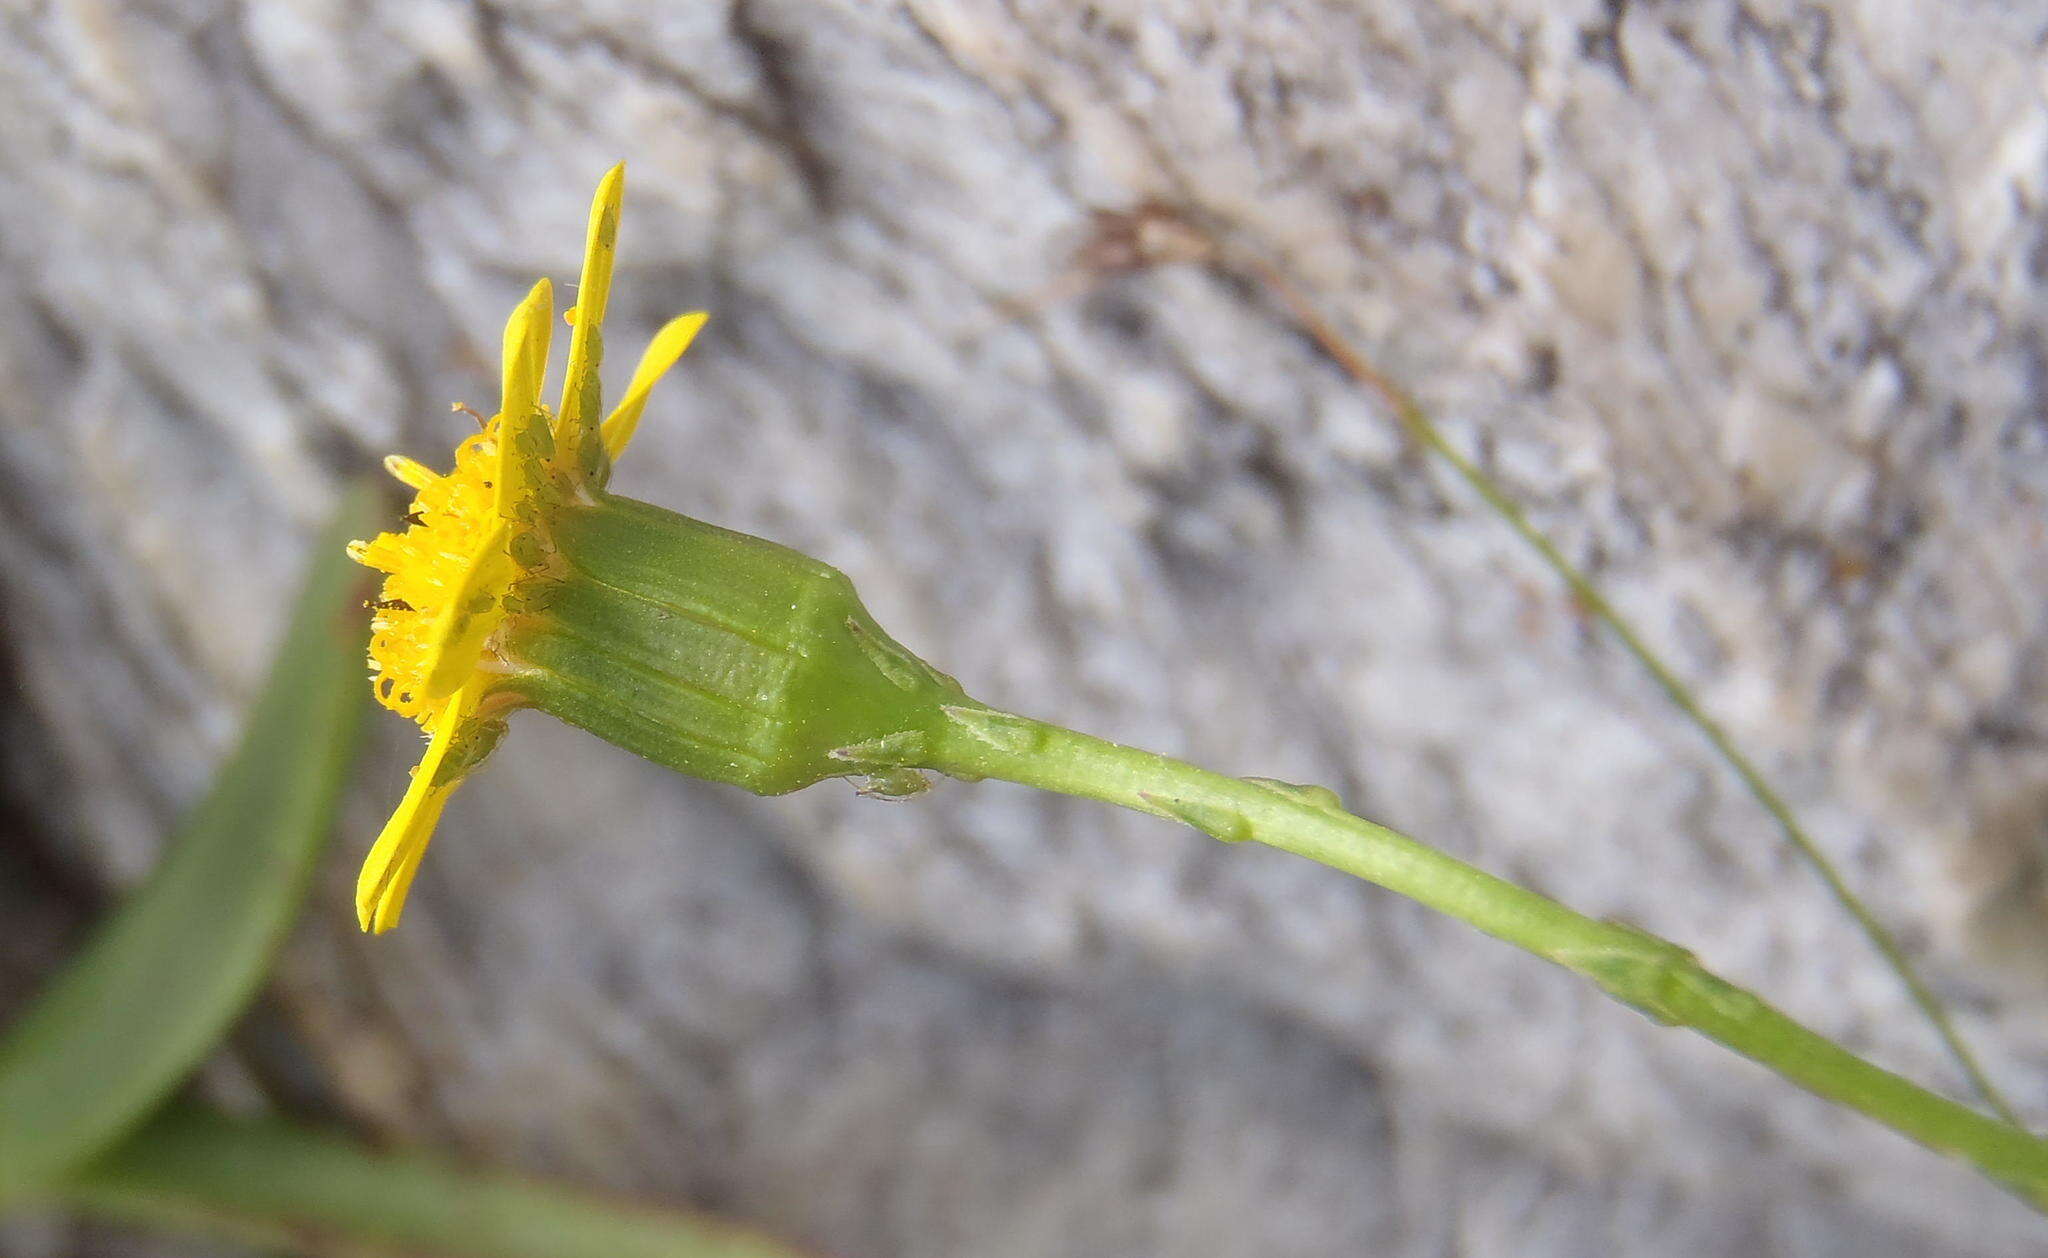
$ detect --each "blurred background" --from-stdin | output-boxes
[5,1,2048,1254]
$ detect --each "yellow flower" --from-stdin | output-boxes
[346,164,708,933]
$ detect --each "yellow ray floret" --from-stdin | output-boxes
[356,682,486,932]
[556,164,623,474]
[602,312,709,459]
[495,277,555,518]
[346,161,711,932]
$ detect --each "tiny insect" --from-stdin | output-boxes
[364,597,414,613]
[402,510,426,527]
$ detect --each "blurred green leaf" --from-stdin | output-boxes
[67,1103,807,1258]
[0,484,380,1203]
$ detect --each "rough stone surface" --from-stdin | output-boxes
[4,1,2048,1254]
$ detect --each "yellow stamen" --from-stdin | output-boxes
[353,424,518,724]
[421,523,518,702]
[383,455,437,491]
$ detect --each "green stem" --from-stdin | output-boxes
[1240,256,2016,1123]
[1404,410,2018,1127]
[907,705,2048,1210]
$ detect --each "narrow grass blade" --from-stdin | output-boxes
[66,1104,806,1258]
[0,484,381,1201]
[1221,253,2017,1124]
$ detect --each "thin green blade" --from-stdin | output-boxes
[0,484,380,1202]
[67,1104,806,1258]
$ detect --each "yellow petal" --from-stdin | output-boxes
[420,521,515,702]
[556,163,625,464]
[357,685,477,933]
[495,278,554,518]
[600,312,708,459]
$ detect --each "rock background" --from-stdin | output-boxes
[5,1,2048,1253]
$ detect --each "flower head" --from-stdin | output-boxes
[347,164,707,932]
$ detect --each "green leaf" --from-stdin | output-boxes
[66,1103,807,1258]
[0,484,380,1203]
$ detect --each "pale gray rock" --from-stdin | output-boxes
[4,1,2048,1254]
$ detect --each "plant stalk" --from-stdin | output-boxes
[1235,254,2017,1124]
[900,704,2048,1210]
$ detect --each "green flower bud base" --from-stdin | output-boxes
[505,493,967,797]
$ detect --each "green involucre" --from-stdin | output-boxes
[506,492,967,796]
